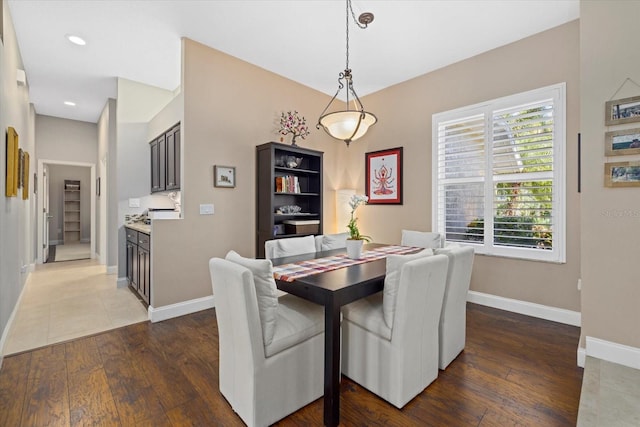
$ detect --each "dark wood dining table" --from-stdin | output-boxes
[271,243,390,427]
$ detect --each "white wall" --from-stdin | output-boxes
[0,2,36,359]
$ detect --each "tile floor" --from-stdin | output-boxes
[577,356,640,426]
[2,259,148,355]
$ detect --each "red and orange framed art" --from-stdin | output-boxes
[365,147,403,204]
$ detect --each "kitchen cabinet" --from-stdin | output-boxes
[126,227,150,304]
[150,122,180,193]
[256,142,323,258]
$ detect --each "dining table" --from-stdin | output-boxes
[271,243,419,427]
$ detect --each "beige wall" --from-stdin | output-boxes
[350,21,581,311]
[580,1,640,348]
[151,38,341,307]
[35,115,98,164]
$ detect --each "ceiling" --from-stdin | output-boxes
[7,0,579,124]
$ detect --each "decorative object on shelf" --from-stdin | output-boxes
[286,156,303,168]
[605,127,640,156]
[346,194,370,259]
[366,147,403,204]
[214,165,236,188]
[276,205,302,214]
[316,0,377,146]
[604,161,640,187]
[5,126,19,197]
[278,110,310,146]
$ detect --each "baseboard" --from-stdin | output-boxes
[148,295,215,323]
[49,240,61,246]
[106,265,117,275]
[116,277,128,288]
[467,290,581,326]
[586,336,640,370]
[80,238,90,243]
[0,273,31,362]
[577,346,586,368]
[29,263,36,273]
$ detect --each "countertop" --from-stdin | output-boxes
[125,223,151,234]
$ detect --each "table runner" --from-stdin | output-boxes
[273,245,421,282]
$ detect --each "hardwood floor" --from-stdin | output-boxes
[0,303,583,426]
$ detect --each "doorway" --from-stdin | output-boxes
[37,160,96,264]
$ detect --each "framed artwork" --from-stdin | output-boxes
[604,161,640,187]
[22,151,29,199]
[365,147,403,204]
[605,128,640,156]
[214,165,236,188]
[5,126,19,197]
[605,95,640,126]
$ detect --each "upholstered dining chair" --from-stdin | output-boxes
[401,229,443,249]
[341,252,449,408]
[434,245,475,369]
[264,234,317,260]
[314,232,349,252]
[209,251,325,427]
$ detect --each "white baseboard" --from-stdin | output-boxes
[80,238,90,243]
[577,346,586,368]
[148,295,215,323]
[116,277,128,288]
[106,265,117,275]
[0,273,31,364]
[586,336,640,370]
[467,290,581,326]
[49,240,62,246]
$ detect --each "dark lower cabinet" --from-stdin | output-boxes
[126,227,151,305]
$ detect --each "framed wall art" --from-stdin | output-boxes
[5,126,19,197]
[214,165,236,188]
[605,128,640,156]
[365,147,403,204]
[22,151,29,199]
[605,95,640,126]
[604,161,640,187]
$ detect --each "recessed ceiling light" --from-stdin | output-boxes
[64,101,76,106]
[66,34,86,46]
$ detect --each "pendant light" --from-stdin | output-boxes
[317,0,377,147]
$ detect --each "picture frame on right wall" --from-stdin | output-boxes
[604,161,640,187]
[605,127,640,156]
[605,95,640,126]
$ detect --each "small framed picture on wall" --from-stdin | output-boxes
[214,165,236,188]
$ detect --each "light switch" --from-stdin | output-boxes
[129,198,141,208]
[200,204,214,215]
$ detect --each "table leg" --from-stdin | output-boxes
[324,298,341,427]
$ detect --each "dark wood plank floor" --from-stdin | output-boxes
[0,303,583,426]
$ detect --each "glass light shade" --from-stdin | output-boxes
[318,110,377,143]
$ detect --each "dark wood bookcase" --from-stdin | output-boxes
[256,142,323,258]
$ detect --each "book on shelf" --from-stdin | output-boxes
[275,176,301,193]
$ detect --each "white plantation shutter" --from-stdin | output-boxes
[432,84,566,263]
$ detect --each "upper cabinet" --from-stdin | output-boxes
[150,122,181,193]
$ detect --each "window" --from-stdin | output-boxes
[432,83,566,263]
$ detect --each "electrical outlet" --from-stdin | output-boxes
[577,278,582,291]
[129,198,141,208]
[199,204,214,215]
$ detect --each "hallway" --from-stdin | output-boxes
[2,259,148,355]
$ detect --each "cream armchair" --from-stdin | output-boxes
[341,254,449,408]
[209,254,324,427]
[434,245,475,369]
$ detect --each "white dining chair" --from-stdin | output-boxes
[434,245,475,369]
[314,232,350,252]
[209,252,325,427]
[264,235,317,260]
[401,229,443,249]
[341,253,449,408]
